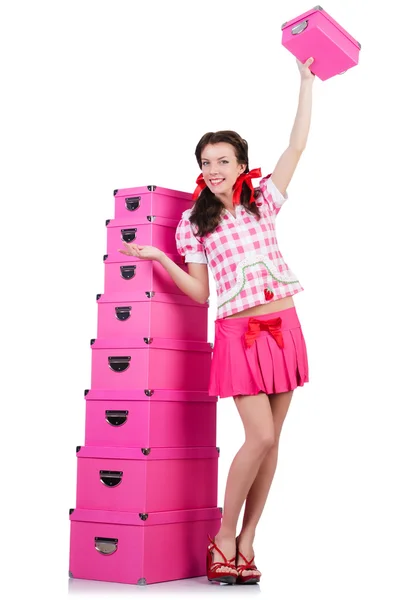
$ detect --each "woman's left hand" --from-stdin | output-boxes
[118,241,164,261]
[297,57,315,81]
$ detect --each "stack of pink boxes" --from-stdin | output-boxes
[69,185,222,585]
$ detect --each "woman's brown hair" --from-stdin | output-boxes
[189,130,261,238]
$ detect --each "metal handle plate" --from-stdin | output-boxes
[125,197,141,211]
[292,20,308,35]
[120,265,136,280]
[108,356,131,373]
[121,228,137,243]
[105,410,129,426]
[95,537,118,555]
[99,470,123,487]
[115,306,132,321]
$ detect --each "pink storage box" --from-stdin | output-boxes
[75,445,219,512]
[281,5,361,80]
[114,185,193,221]
[90,337,212,392]
[69,506,222,585]
[84,389,217,448]
[106,215,179,256]
[103,253,188,296]
[96,291,208,342]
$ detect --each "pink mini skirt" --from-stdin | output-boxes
[208,307,309,398]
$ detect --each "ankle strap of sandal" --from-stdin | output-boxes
[207,534,236,566]
[236,549,257,571]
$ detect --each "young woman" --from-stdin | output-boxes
[119,57,315,585]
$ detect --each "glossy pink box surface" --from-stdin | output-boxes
[114,185,193,221]
[106,216,178,256]
[281,6,361,80]
[85,389,217,448]
[75,446,219,512]
[103,253,187,295]
[69,507,222,585]
[96,291,208,342]
[90,338,212,392]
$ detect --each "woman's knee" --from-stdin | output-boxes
[246,429,275,455]
[234,392,276,454]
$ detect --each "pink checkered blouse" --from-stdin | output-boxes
[175,176,303,319]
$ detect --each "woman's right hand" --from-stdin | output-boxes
[118,241,165,262]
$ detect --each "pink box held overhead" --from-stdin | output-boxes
[281,5,361,80]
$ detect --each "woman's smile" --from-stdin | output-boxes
[209,178,225,187]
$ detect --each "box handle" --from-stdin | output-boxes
[95,537,118,555]
[100,470,123,487]
[121,228,137,243]
[115,306,132,321]
[108,356,131,372]
[120,265,136,280]
[125,196,141,211]
[105,410,129,426]
[292,20,308,35]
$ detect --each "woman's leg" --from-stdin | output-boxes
[236,391,294,577]
[211,391,275,574]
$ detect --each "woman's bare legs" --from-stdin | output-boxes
[211,391,275,575]
[236,391,294,578]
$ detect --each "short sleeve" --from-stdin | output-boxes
[175,210,207,264]
[257,175,288,216]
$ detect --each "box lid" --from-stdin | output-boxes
[96,290,207,308]
[76,445,220,460]
[91,337,213,353]
[281,5,361,49]
[106,215,179,229]
[70,506,222,526]
[85,389,217,402]
[114,185,193,201]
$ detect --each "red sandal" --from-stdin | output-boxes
[236,546,261,585]
[206,534,238,584]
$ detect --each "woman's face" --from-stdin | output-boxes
[201,142,245,200]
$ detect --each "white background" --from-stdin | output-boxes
[2,0,396,598]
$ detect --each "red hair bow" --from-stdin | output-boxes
[192,168,264,205]
[192,173,206,201]
[232,167,262,205]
